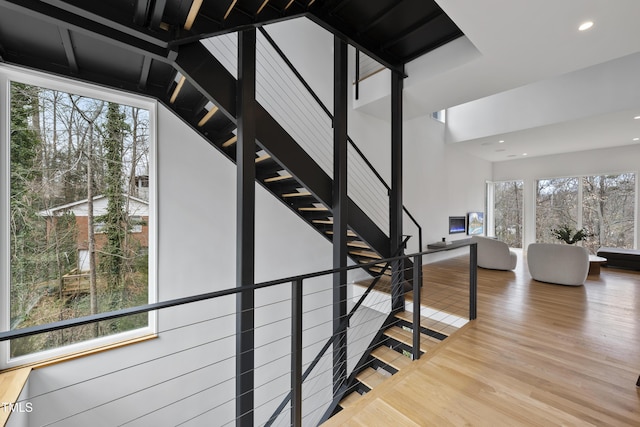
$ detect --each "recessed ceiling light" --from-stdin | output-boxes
[522,153,528,156]
[634,137,639,141]
[578,21,594,31]
[498,140,505,143]
[634,115,640,120]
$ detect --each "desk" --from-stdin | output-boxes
[588,255,607,275]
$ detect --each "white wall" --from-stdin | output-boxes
[404,115,492,261]
[493,144,640,249]
[21,105,336,427]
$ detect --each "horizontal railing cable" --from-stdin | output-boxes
[4,243,475,426]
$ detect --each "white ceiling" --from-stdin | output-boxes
[396,0,640,161]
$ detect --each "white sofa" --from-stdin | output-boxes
[471,236,517,270]
[527,243,589,286]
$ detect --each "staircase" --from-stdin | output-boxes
[167,40,418,277]
[333,307,458,416]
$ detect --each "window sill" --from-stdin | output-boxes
[2,333,158,373]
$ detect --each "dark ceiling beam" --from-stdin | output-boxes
[1,50,166,100]
[305,13,404,73]
[168,11,307,47]
[329,0,354,15]
[58,28,79,74]
[39,0,171,46]
[1,0,175,61]
[356,2,403,35]
[381,11,445,50]
[149,0,168,30]
[139,56,152,89]
[134,0,152,26]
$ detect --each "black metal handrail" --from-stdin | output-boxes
[264,235,411,426]
[258,27,423,250]
[0,243,477,426]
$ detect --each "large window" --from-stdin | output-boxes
[536,174,636,253]
[490,180,524,248]
[2,67,156,368]
[536,177,579,243]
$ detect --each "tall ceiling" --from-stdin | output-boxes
[400,0,640,161]
[1,0,638,163]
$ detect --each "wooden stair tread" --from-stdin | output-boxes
[338,391,363,409]
[312,219,333,225]
[264,174,292,183]
[255,153,271,163]
[371,346,412,370]
[349,250,382,259]
[370,267,391,276]
[347,241,370,249]
[356,367,388,390]
[394,310,459,337]
[299,206,328,211]
[383,326,440,353]
[282,191,311,198]
[327,230,357,237]
[222,135,237,148]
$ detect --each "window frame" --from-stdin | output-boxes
[0,63,158,369]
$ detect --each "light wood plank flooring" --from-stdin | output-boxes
[325,250,640,426]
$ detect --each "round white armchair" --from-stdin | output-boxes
[527,243,589,286]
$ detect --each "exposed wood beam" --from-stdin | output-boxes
[58,28,79,74]
[184,0,203,31]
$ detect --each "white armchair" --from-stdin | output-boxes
[471,236,517,270]
[527,243,589,286]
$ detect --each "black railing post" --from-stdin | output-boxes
[469,243,478,320]
[236,28,256,426]
[390,68,405,311]
[291,279,303,426]
[332,35,349,395]
[412,253,422,361]
[355,49,360,100]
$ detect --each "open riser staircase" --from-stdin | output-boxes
[164,38,417,282]
[320,306,457,421]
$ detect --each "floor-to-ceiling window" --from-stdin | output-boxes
[535,173,636,253]
[582,173,636,253]
[487,180,524,248]
[535,177,579,243]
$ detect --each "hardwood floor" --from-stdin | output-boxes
[325,250,640,426]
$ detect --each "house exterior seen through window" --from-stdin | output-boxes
[1,66,157,368]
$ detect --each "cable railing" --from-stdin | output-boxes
[201,29,422,247]
[0,243,476,426]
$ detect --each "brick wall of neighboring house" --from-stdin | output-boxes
[74,216,149,251]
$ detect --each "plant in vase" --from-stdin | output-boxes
[550,225,591,244]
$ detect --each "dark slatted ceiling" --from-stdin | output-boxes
[0,0,463,94]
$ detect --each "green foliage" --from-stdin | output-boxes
[551,225,591,245]
[100,102,129,302]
